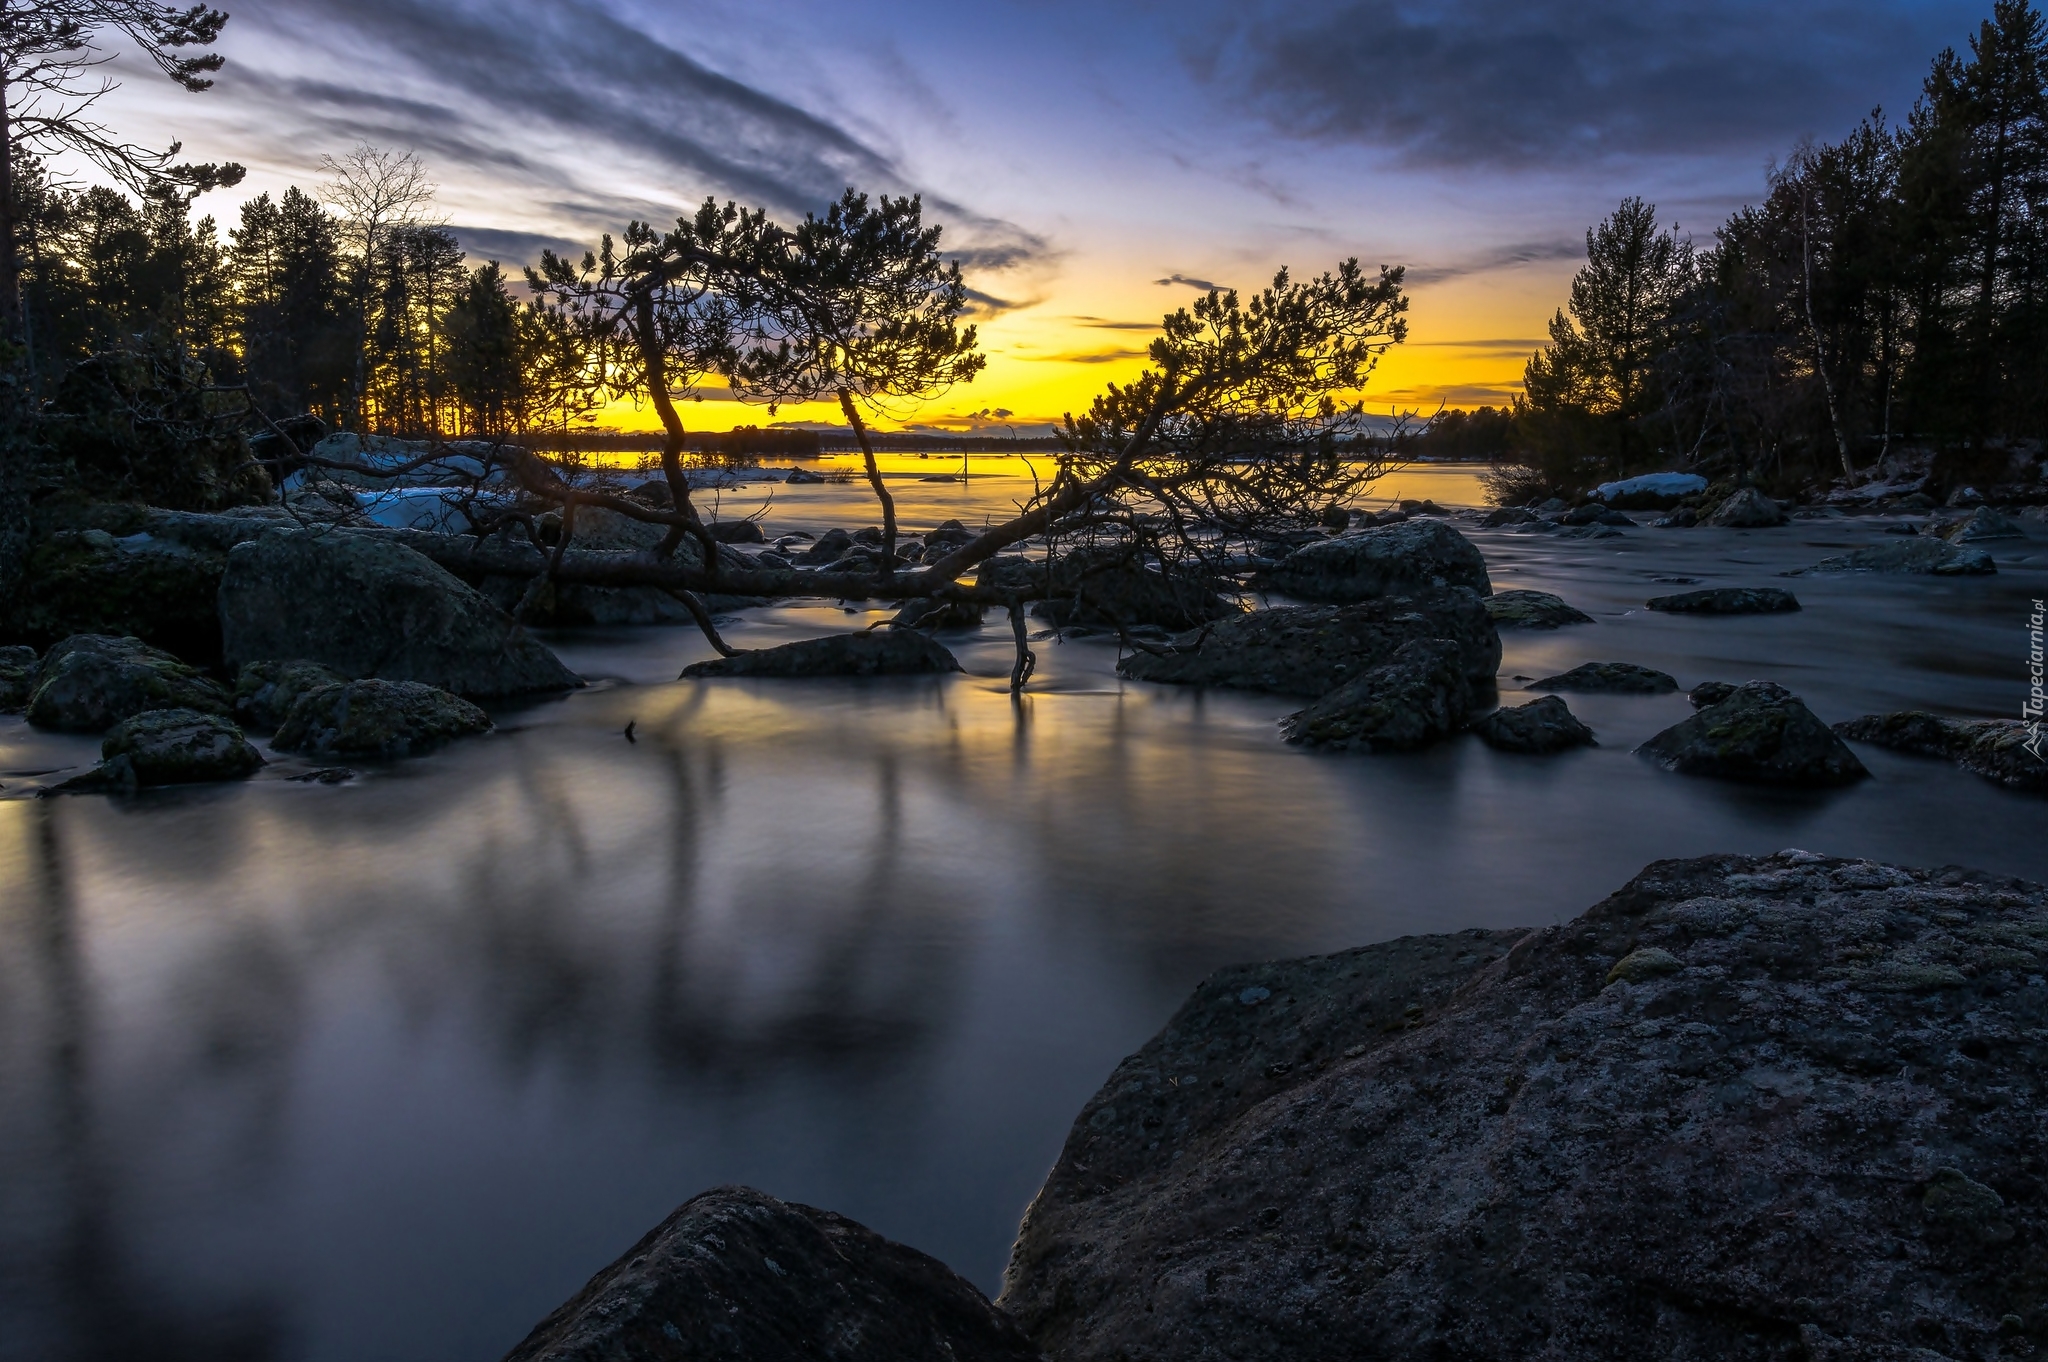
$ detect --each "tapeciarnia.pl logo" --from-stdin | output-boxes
[2028,598,2045,760]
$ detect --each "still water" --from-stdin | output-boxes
[1,465,2043,1361]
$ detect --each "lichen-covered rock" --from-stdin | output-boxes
[1119,591,1499,698]
[683,631,962,678]
[1483,588,1593,629]
[97,708,264,785]
[1280,639,1474,752]
[1835,711,2047,794]
[271,679,492,758]
[1000,852,2048,1362]
[25,634,231,732]
[1261,519,1492,602]
[1646,586,1800,615]
[219,530,578,698]
[503,1185,1040,1362]
[1702,485,1788,527]
[1791,538,1997,575]
[1473,695,1596,753]
[0,644,37,710]
[1530,661,1677,694]
[233,659,350,731]
[1638,680,1867,785]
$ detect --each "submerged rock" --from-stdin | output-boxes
[502,1185,1040,1362]
[1790,538,1997,575]
[1473,695,1597,753]
[1119,591,1499,698]
[1702,485,1788,527]
[96,708,264,786]
[1835,711,2047,794]
[1000,851,2048,1362]
[1645,586,1801,615]
[1637,680,1867,785]
[1483,588,1593,629]
[1479,506,1537,527]
[1280,638,1475,753]
[25,634,231,732]
[0,644,37,710]
[1529,661,1677,694]
[272,679,493,759]
[219,530,579,698]
[232,659,350,731]
[683,631,962,678]
[1261,519,1492,603]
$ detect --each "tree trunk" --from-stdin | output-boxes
[634,294,717,578]
[839,387,897,577]
[0,67,20,344]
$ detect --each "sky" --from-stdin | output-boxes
[92,0,1989,435]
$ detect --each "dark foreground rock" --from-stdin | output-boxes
[72,708,265,788]
[1934,506,2025,543]
[1791,539,1997,576]
[1836,711,2047,794]
[683,631,962,678]
[233,659,349,731]
[502,1185,1039,1362]
[272,679,493,759]
[1028,552,1235,632]
[219,530,579,698]
[1260,519,1492,603]
[1482,588,1593,629]
[1702,485,1788,527]
[1530,661,1677,694]
[1646,586,1800,615]
[1000,851,2048,1362]
[1118,591,1498,698]
[1638,680,1868,785]
[25,634,231,731]
[13,522,228,661]
[1473,695,1596,753]
[1279,639,1474,752]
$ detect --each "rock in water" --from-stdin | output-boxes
[96,708,264,786]
[272,679,493,758]
[1028,552,1234,632]
[1261,520,1492,602]
[1836,711,2047,794]
[1637,680,1867,785]
[219,530,579,698]
[1645,586,1800,614]
[25,634,232,731]
[0,644,38,710]
[891,598,986,631]
[1119,591,1499,698]
[1000,851,2048,1362]
[502,1185,1040,1362]
[1529,661,1677,694]
[233,659,349,730]
[1934,505,2025,543]
[683,631,962,678]
[1280,639,1475,752]
[1702,485,1788,527]
[1473,695,1596,752]
[1790,538,1997,575]
[1482,588,1593,629]
[1688,680,1736,708]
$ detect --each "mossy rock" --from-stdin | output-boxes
[233,659,350,731]
[25,635,231,732]
[272,679,493,758]
[12,525,227,662]
[100,708,264,786]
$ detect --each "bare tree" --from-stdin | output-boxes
[0,0,243,338]
[320,143,438,430]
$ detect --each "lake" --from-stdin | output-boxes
[2,463,2042,1361]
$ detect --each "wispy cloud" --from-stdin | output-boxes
[1404,241,1582,286]
[1154,272,1224,290]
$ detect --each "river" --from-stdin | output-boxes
[1,462,2042,1361]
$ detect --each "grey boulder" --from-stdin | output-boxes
[1703,485,1788,527]
[1280,638,1475,752]
[1119,590,1499,698]
[232,659,350,731]
[1483,588,1593,629]
[1474,695,1597,753]
[1530,661,1677,694]
[502,1185,1040,1362]
[683,631,962,678]
[219,530,579,698]
[1646,586,1800,615]
[1261,519,1492,602]
[1934,506,2025,543]
[1637,680,1867,785]
[1835,711,2046,794]
[272,679,493,759]
[92,708,264,787]
[1791,538,1997,575]
[25,634,231,732]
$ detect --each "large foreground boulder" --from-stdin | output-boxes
[219,530,579,698]
[1836,711,2047,794]
[1261,520,1492,603]
[272,679,493,758]
[1280,639,1475,752]
[1483,588,1593,629]
[1790,538,1997,576]
[683,631,962,678]
[1119,591,1498,698]
[25,634,231,731]
[1001,851,2048,1362]
[1637,680,1867,785]
[1473,694,1596,753]
[502,1186,1040,1362]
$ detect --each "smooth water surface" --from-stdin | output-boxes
[2,466,2044,1361]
